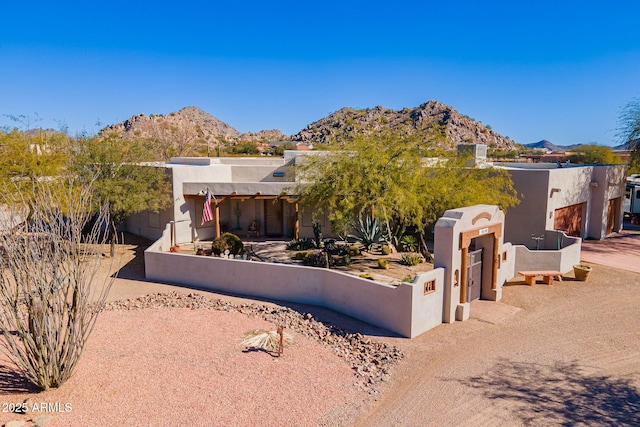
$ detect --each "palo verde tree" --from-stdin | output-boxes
[294,133,519,256]
[0,128,70,202]
[569,144,620,165]
[68,133,171,248]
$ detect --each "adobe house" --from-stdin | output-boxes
[124,153,321,245]
[126,149,628,249]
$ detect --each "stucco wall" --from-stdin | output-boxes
[434,204,509,324]
[588,165,627,238]
[145,237,445,338]
[504,169,551,245]
[513,237,581,274]
[503,164,628,244]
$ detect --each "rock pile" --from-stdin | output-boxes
[104,292,404,393]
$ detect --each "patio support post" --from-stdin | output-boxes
[214,202,221,239]
[492,234,499,290]
[460,246,468,304]
[294,202,299,239]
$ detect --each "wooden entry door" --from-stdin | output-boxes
[467,248,483,302]
[264,200,283,237]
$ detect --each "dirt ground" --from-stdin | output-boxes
[2,234,638,426]
[110,234,640,426]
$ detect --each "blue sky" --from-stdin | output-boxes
[1,1,639,146]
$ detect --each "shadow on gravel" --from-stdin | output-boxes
[0,364,40,394]
[463,359,640,426]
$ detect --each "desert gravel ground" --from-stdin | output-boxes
[1,234,639,426]
[354,261,640,426]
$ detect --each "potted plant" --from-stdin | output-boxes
[573,264,592,281]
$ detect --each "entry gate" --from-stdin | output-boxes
[467,248,483,302]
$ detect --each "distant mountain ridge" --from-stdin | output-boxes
[101,102,522,155]
[101,106,289,156]
[291,101,520,150]
[524,140,629,152]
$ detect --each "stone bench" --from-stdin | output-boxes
[517,270,563,286]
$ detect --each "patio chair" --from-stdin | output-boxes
[247,220,260,238]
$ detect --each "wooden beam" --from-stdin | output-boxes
[460,246,468,304]
[214,203,221,239]
[294,203,299,239]
[492,234,500,290]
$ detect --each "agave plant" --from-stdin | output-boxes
[349,216,386,252]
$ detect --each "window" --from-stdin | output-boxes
[423,279,436,295]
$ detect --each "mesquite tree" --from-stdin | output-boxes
[0,182,115,390]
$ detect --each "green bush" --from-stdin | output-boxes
[378,259,389,269]
[400,252,423,266]
[381,244,391,255]
[211,239,228,256]
[400,235,418,252]
[211,232,244,256]
[294,251,308,260]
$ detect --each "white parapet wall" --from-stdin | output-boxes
[513,232,581,274]
[144,235,444,338]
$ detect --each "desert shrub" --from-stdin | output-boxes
[400,235,418,252]
[378,259,389,269]
[211,239,228,256]
[332,254,351,267]
[294,251,308,260]
[401,275,414,283]
[286,238,316,251]
[359,273,374,280]
[211,232,243,256]
[303,251,329,268]
[381,244,391,255]
[325,242,350,256]
[222,233,243,255]
[400,252,423,266]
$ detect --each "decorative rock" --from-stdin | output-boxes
[5,420,27,427]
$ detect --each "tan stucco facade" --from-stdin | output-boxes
[496,163,628,246]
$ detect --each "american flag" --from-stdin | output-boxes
[201,189,214,226]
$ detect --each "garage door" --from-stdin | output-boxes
[554,203,584,237]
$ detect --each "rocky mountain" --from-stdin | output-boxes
[524,140,579,152]
[291,101,520,151]
[100,106,289,156]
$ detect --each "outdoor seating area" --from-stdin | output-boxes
[517,270,564,286]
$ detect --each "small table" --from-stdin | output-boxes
[518,270,563,286]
